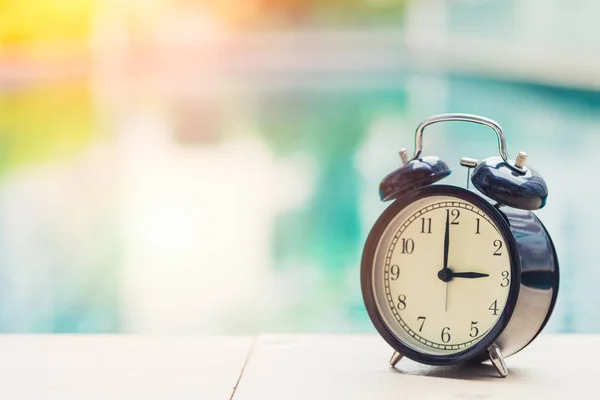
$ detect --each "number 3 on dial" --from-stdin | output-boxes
[501,271,510,287]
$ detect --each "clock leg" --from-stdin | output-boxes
[389,351,403,367]
[487,343,508,378]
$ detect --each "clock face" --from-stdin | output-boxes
[371,194,512,356]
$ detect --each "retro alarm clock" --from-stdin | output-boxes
[360,114,559,377]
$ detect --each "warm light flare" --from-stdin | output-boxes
[0,0,97,45]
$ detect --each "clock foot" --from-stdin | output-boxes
[390,351,403,367]
[487,343,508,378]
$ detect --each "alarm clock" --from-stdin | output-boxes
[360,114,559,377]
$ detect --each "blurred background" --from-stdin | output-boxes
[0,0,596,334]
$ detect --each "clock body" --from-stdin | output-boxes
[361,184,559,366]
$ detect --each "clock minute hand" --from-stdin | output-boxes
[452,271,490,279]
[443,210,450,311]
[443,211,450,271]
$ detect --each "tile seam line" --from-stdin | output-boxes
[229,335,258,400]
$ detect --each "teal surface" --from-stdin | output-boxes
[0,72,597,333]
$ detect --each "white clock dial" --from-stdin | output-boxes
[372,195,512,355]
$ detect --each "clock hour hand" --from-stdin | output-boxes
[451,271,490,279]
[437,269,489,281]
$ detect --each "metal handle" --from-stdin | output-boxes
[412,113,524,174]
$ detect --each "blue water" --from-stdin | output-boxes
[0,71,598,333]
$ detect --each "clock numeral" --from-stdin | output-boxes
[501,271,510,287]
[470,321,479,338]
[475,218,481,234]
[417,316,426,332]
[390,265,400,281]
[441,327,451,343]
[489,300,499,316]
[397,294,407,311]
[400,238,414,254]
[420,217,432,234]
[446,209,460,225]
[493,240,503,256]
